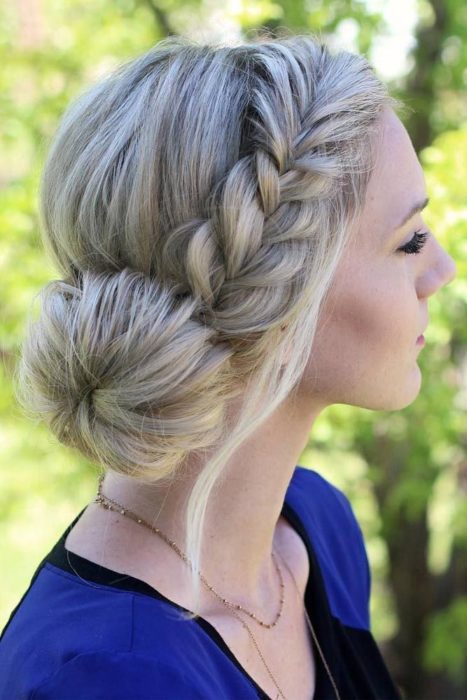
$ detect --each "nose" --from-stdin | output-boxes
[444,252,457,286]
[437,245,457,288]
[418,240,457,298]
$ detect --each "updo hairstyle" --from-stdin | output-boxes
[16,34,398,618]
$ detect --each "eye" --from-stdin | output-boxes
[397,230,429,255]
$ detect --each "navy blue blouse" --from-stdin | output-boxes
[0,466,402,699]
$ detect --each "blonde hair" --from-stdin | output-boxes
[16,34,398,619]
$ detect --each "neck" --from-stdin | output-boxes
[95,390,325,611]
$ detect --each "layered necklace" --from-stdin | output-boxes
[94,475,340,700]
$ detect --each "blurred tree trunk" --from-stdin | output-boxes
[359,430,466,700]
[403,0,447,153]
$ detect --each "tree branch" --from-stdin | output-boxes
[142,0,175,38]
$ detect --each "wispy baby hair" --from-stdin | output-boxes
[16,33,399,618]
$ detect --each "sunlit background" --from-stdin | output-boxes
[1,1,466,698]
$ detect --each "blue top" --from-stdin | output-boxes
[0,466,401,699]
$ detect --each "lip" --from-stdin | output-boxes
[416,334,425,346]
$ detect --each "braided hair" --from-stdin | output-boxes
[15,34,398,618]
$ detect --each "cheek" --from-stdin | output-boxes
[331,280,400,347]
[306,269,411,391]
[323,269,399,347]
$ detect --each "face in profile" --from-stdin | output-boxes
[302,107,457,412]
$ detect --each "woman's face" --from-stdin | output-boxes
[304,107,457,411]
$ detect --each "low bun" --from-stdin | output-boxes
[15,268,234,480]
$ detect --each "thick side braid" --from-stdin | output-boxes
[160,44,343,339]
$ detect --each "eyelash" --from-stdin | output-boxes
[398,230,429,255]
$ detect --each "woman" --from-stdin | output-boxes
[0,34,456,699]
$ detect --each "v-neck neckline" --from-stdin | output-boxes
[43,492,340,699]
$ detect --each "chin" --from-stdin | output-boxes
[366,367,423,411]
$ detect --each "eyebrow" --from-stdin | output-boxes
[396,196,430,229]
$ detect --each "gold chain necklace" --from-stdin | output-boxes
[95,475,283,627]
[94,474,341,700]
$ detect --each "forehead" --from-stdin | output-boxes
[362,108,427,232]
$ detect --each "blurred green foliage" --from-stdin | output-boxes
[423,596,467,684]
[1,1,466,698]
